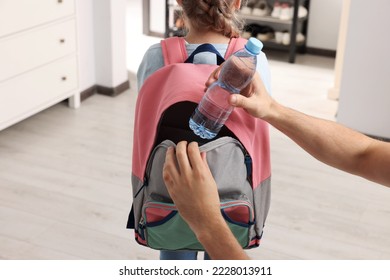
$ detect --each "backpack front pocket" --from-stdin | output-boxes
[142,202,200,250]
[139,200,254,251]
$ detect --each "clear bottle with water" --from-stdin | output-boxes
[189,37,263,139]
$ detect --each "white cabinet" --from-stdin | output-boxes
[0,0,79,131]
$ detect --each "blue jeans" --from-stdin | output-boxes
[160,250,210,260]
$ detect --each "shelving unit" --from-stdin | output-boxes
[240,0,310,63]
[165,0,185,38]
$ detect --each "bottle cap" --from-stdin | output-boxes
[245,37,263,55]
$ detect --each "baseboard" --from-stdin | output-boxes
[96,80,130,97]
[306,47,336,58]
[80,80,130,101]
[80,85,97,102]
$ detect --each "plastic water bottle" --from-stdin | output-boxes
[189,37,263,139]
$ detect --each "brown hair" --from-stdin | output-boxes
[180,0,244,38]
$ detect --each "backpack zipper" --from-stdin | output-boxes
[143,200,254,225]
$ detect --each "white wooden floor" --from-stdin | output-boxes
[0,1,389,260]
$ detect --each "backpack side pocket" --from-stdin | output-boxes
[133,140,176,245]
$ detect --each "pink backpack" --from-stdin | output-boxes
[128,37,271,251]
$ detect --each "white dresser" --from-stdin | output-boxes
[0,0,79,131]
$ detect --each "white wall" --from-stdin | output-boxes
[150,0,166,34]
[75,0,96,92]
[126,0,160,74]
[76,0,128,92]
[337,0,390,138]
[94,0,128,88]
[306,0,342,51]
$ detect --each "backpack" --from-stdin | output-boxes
[127,37,271,251]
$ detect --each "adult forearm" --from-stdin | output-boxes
[195,216,249,260]
[264,101,373,177]
[230,74,390,186]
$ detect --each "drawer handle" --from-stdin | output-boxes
[61,76,67,81]
[58,0,63,3]
[60,39,66,44]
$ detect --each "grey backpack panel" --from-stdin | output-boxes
[131,137,271,250]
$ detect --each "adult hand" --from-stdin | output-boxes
[205,67,276,120]
[162,141,221,235]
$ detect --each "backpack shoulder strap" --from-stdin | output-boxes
[224,37,247,59]
[161,37,188,66]
[161,37,246,65]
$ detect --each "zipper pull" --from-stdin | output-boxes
[138,218,146,240]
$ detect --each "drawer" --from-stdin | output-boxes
[0,0,75,37]
[0,56,78,128]
[0,19,77,82]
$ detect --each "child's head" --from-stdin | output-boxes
[178,0,244,38]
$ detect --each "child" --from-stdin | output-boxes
[133,0,272,260]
